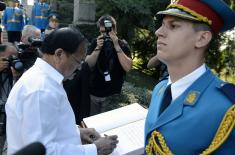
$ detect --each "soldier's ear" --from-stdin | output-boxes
[195,31,212,48]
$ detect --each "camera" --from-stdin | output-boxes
[104,20,112,34]
[3,37,43,72]
[102,19,114,46]
[28,37,43,47]
[98,20,115,81]
[2,55,24,72]
[15,37,43,52]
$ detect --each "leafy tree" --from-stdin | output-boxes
[95,0,235,78]
[55,0,235,80]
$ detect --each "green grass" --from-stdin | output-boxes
[126,69,157,90]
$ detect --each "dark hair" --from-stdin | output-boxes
[97,15,117,31]
[41,27,86,55]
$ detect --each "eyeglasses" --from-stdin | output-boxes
[71,54,84,67]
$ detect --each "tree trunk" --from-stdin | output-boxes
[73,0,96,25]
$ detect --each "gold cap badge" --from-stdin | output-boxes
[171,0,179,4]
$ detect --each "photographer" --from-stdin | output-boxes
[44,12,60,37]
[0,43,19,153]
[6,27,118,155]
[21,25,41,45]
[19,25,41,70]
[86,15,132,115]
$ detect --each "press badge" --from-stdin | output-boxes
[104,71,111,81]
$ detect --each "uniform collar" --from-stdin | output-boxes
[149,67,215,130]
[168,64,206,101]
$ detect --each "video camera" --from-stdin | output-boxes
[16,37,43,52]
[3,37,43,72]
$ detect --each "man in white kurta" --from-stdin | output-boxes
[6,27,118,155]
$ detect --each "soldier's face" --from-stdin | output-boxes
[49,20,59,29]
[155,16,198,65]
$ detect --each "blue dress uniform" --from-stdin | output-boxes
[145,68,235,155]
[144,0,235,154]
[31,2,50,32]
[2,6,24,43]
[43,12,59,39]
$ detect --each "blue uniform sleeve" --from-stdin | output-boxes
[2,9,8,28]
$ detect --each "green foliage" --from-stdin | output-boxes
[95,0,169,76]
[95,0,235,78]
[72,24,99,42]
[50,0,73,25]
[56,0,235,79]
[220,31,235,77]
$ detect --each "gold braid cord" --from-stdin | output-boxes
[145,104,235,155]
[200,104,235,155]
[145,130,173,155]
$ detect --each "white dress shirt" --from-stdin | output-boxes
[6,58,97,155]
[168,64,206,101]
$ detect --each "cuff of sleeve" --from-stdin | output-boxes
[83,144,97,155]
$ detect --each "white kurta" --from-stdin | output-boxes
[6,58,97,155]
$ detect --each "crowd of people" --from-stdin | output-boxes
[0,0,235,155]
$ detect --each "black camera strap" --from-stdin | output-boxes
[97,48,114,77]
[96,38,117,76]
[0,70,13,100]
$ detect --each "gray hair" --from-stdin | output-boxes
[21,25,41,44]
[22,25,41,38]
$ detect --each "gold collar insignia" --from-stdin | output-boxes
[184,91,200,105]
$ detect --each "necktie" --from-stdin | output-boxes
[159,84,172,114]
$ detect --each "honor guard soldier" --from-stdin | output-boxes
[44,12,59,37]
[31,0,50,32]
[145,0,235,155]
[2,0,24,43]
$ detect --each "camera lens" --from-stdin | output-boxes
[12,60,24,72]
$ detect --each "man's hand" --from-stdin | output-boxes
[108,31,122,53]
[96,35,104,51]
[94,135,118,155]
[11,67,22,78]
[80,128,101,144]
[0,58,9,72]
